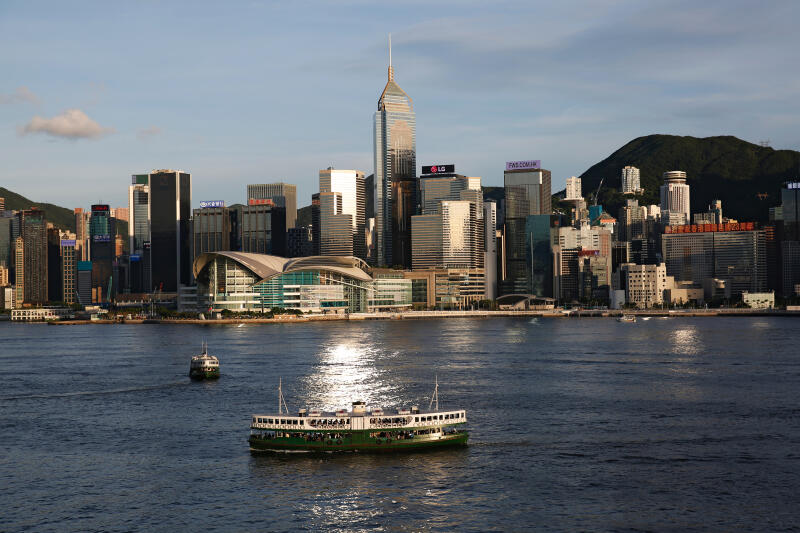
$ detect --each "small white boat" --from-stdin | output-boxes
[617,315,637,323]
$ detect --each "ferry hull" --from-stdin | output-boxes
[249,432,468,453]
[190,369,220,380]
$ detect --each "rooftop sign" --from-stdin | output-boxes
[60,239,76,247]
[665,222,756,234]
[422,164,455,175]
[249,198,275,206]
[199,200,225,208]
[506,160,541,171]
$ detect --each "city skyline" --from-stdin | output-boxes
[3,1,800,210]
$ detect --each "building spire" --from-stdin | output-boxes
[388,33,394,81]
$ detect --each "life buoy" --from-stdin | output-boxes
[336,439,342,445]
[326,440,332,445]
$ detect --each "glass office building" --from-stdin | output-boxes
[319,169,366,259]
[503,166,552,295]
[662,224,767,299]
[374,49,416,267]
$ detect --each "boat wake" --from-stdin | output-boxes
[0,381,189,401]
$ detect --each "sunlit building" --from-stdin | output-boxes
[319,169,366,259]
[374,39,416,267]
[660,171,690,226]
[621,166,641,194]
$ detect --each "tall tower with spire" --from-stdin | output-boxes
[373,34,416,267]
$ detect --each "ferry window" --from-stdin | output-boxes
[415,417,419,422]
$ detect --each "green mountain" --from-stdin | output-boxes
[0,187,128,243]
[578,135,800,222]
[1,186,76,232]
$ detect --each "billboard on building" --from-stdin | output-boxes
[505,160,541,171]
[249,198,275,206]
[60,239,76,247]
[421,164,455,175]
[199,200,225,208]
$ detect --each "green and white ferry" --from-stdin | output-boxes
[189,342,220,380]
[249,379,468,452]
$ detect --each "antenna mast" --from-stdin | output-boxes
[278,378,289,414]
[428,375,439,411]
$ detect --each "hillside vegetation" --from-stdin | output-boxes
[578,135,800,222]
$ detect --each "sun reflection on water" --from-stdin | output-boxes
[300,342,401,412]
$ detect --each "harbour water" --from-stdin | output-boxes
[1,317,799,531]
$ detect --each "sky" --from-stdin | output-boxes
[2,0,800,210]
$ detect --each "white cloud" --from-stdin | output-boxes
[20,109,114,139]
[0,86,40,105]
[137,125,162,140]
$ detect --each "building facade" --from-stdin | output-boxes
[373,45,416,267]
[194,252,373,313]
[90,204,115,302]
[319,169,366,259]
[662,222,767,299]
[148,170,192,292]
[616,263,671,308]
[411,200,482,272]
[660,171,691,226]
[565,176,582,200]
[503,161,552,294]
[193,206,232,259]
[621,166,641,194]
[20,209,48,305]
[247,183,297,230]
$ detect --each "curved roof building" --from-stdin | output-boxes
[193,252,373,313]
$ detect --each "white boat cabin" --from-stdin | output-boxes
[251,401,466,431]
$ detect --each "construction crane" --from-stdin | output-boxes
[593,177,605,206]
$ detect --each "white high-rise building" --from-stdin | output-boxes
[660,171,691,226]
[621,166,641,194]
[565,176,582,200]
[319,168,366,259]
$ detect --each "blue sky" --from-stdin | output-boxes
[2,0,799,210]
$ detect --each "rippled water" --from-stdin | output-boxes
[1,317,800,531]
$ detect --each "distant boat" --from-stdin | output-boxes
[641,317,651,321]
[189,342,220,380]
[617,315,637,323]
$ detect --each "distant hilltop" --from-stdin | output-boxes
[578,134,800,222]
[0,186,76,232]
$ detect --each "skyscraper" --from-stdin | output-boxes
[660,171,691,226]
[247,183,297,229]
[621,166,641,194]
[411,200,482,270]
[89,204,115,302]
[503,160,552,294]
[374,36,416,267]
[319,168,366,258]
[128,174,151,292]
[20,209,48,304]
[74,208,90,261]
[318,191,353,256]
[148,170,191,292]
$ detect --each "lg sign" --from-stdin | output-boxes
[422,164,455,175]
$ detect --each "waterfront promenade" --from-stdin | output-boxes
[33,307,800,325]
